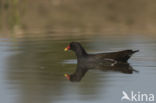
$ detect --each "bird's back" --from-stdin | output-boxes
[89,49,139,62]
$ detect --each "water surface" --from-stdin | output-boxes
[0,34,156,103]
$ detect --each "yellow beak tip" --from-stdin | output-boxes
[64,48,68,51]
[64,74,67,77]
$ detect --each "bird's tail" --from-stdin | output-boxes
[133,50,139,53]
[132,69,139,73]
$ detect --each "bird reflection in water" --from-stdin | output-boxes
[64,62,138,82]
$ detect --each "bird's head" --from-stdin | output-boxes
[64,42,82,52]
[64,42,87,57]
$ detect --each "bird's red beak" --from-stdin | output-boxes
[64,45,70,51]
[64,73,70,80]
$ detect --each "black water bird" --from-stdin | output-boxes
[64,42,139,82]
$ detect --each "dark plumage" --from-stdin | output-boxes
[64,42,139,82]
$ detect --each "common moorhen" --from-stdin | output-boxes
[64,42,139,82]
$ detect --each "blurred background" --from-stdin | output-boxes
[1,0,156,37]
[0,0,156,103]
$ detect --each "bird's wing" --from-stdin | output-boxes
[94,49,139,62]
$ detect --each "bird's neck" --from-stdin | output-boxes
[75,47,88,58]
